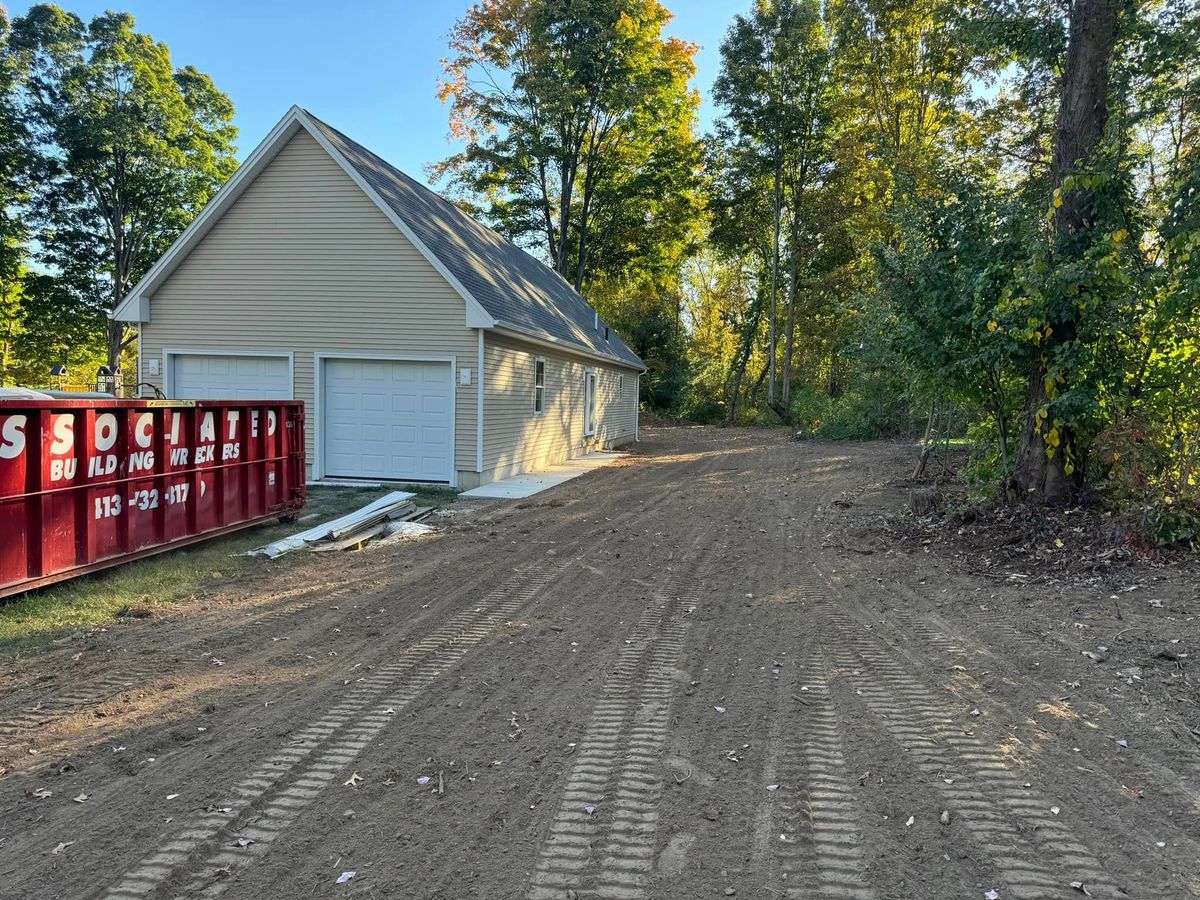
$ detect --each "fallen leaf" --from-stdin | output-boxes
[72,793,88,803]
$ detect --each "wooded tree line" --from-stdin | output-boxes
[0,1,1195,529]
[440,0,1199,530]
[0,4,236,389]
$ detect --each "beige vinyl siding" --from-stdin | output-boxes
[138,129,477,477]
[482,331,639,479]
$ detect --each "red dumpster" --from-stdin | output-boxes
[0,397,306,599]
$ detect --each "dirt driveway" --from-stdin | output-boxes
[0,428,1196,899]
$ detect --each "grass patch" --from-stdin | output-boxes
[0,485,394,655]
[397,483,460,508]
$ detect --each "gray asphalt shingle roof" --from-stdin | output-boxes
[306,111,644,370]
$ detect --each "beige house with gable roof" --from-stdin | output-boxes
[115,106,644,488]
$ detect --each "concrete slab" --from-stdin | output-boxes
[459,452,624,500]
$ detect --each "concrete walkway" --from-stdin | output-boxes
[459,452,625,500]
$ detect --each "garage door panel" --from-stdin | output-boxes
[422,395,449,415]
[171,353,292,402]
[322,358,453,482]
[328,390,359,411]
[391,424,417,443]
[422,425,449,443]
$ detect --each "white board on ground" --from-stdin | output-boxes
[250,490,415,558]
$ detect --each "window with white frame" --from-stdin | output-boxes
[618,374,625,399]
[533,357,546,414]
[584,370,598,436]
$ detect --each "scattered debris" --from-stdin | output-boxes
[236,838,254,848]
[336,871,356,884]
[1070,882,1092,896]
[72,792,88,803]
[905,815,915,827]
[343,773,363,787]
[251,492,432,557]
[940,810,951,825]
[416,776,431,786]
[49,842,74,855]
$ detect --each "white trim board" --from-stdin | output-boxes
[475,329,484,473]
[313,352,458,487]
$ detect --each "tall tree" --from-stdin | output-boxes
[0,7,30,385]
[713,0,837,416]
[1011,0,1122,501]
[9,5,237,374]
[436,0,702,293]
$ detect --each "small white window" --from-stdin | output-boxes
[618,374,624,398]
[533,358,546,414]
[584,370,598,436]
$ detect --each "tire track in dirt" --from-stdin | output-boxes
[0,580,367,745]
[844,577,1200,883]
[771,643,876,900]
[800,568,1127,899]
[99,562,568,899]
[525,570,702,900]
[92,443,732,899]
[0,450,706,762]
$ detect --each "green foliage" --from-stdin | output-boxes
[436,0,704,289]
[435,0,704,406]
[8,5,238,372]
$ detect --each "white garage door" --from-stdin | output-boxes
[171,353,292,400]
[322,358,453,482]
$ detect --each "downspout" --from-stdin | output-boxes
[635,373,641,441]
[476,329,485,474]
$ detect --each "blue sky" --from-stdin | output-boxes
[10,1,744,176]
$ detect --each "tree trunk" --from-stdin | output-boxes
[1012,0,1119,503]
[106,319,127,379]
[781,230,798,408]
[767,153,781,407]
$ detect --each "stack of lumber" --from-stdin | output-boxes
[251,491,434,558]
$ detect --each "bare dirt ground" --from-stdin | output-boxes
[0,427,1196,900]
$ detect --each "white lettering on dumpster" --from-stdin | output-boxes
[0,415,26,459]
